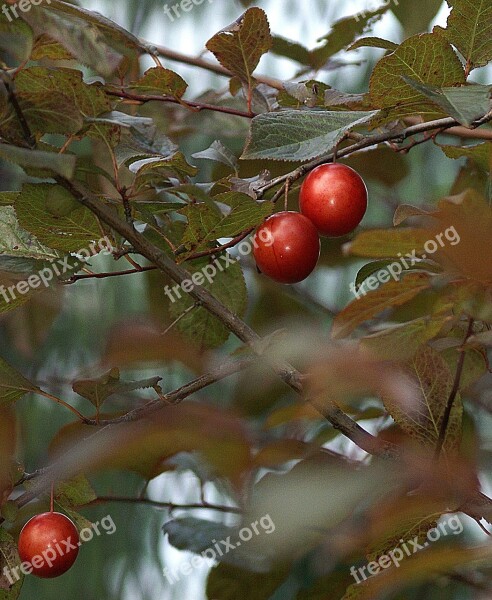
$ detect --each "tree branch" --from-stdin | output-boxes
[143,41,284,91]
[55,176,395,459]
[256,113,492,200]
[435,318,475,459]
[88,496,242,514]
[105,89,256,119]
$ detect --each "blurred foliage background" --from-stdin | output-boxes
[1,1,491,599]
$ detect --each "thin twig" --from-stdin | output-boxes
[89,496,242,514]
[105,89,255,119]
[435,318,475,459]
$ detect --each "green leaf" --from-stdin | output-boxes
[55,474,97,508]
[434,0,492,70]
[439,142,492,172]
[0,357,40,406]
[30,34,74,60]
[391,0,443,36]
[170,258,247,350]
[72,368,162,411]
[0,205,58,260]
[382,345,462,453]
[0,529,23,597]
[348,37,398,51]
[15,184,100,252]
[270,35,312,66]
[131,153,198,193]
[361,315,450,361]
[355,259,440,289]
[192,140,238,171]
[24,0,145,77]
[131,67,187,99]
[311,5,392,68]
[345,228,430,258]
[206,8,272,87]
[0,144,76,179]
[402,80,492,126]
[15,67,110,119]
[369,33,465,121]
[180,193,273,255]
[242,110,378,162]
[0,89,83,138]
[332,274,432,339]
[0,18,32,63]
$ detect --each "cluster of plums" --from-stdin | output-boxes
[253,163,368,284]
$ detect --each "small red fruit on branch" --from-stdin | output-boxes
[253,211,320,284]
[17,512,80,578]
[299,163,368,237]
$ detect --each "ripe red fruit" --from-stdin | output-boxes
[18,512,80,578]
[253,211,320,284]
[299,163,368,237]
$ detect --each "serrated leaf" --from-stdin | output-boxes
[434,0,492,70]
[180,193,272,255]
[345,228,430,258]
[55,474,97,508]
[403,80,492,126]
[242,110,378,162]
[332,274,431,339]
[0,90,83,138]
[355,259,440,289]
[15,184,100,252]
[131,67,187,99]
[0,18,32,63]
[361,315,450,361]
[0,357,40,406]
[72,368,161,411]
[0,529,23,596]
[206,8,272,87]
[15,66,110,120]
[348,37,398,51]
[31,34,74,60]
[24,0,144,77]
[311,5,392,69]
[425,189,492,283]
[383,345,462,453]
[0,205,58,261]
[369,33,465,121]
[170,258,247,350]
[192,140,238,171]
[439,142,492,172]
[0,144,76,179]
[131,153,198,193]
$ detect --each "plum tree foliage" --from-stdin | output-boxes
[0,1,491,598]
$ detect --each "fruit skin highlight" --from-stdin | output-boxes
[253,211,320,284]
[299,163,368,237]
[17,512,80,578]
